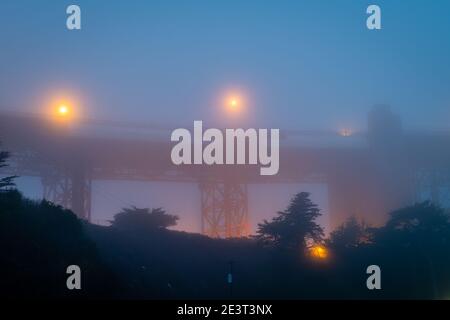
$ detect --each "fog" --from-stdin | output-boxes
[1,0,450,236]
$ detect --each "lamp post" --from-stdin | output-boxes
[227,260,234,298]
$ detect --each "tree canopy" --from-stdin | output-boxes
[111,206,179,232]
[0,146,16,190]
[256,192,324,250]
[328,216,372,250]
[375,201,450,249]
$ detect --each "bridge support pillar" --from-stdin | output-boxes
[42,172,72,209]
[199,181,250,238]
[41,167,92,221]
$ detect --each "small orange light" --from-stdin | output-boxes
[58,105,69,115]
[310,245,328,259]
[227,97,241,113]
[339,128,352,137]
[51,101,75,123]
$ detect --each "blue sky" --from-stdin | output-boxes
[1,0,450,233]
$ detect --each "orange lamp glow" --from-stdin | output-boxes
[48,98,78,124]
[58,105,69,115]
[53,102,73,122]
[226,96,242,113]
[310,245,329,259]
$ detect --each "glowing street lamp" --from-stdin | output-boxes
[218,90,249,123]
[53,103,71,123]
[339,128,352,137]
[58,104,69,116]
[309,245,329,260]
[45,97,80,127]
[227,96,241,113]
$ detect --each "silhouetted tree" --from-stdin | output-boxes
[328,216,372,250]
[0,145,16,190]
[111,206,178,231]
[371,202,450,299]
[256,192,324,250]
[376,201,450,247]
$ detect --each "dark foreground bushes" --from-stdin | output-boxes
[1,189,450,299]
[0,190,117,298]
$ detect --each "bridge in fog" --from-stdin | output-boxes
[1,108,450,237]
